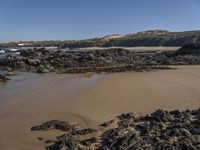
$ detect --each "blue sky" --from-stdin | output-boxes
[0,0,200,42]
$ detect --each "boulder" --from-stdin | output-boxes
[191,128,200,135]
[20,49,39,57]
[36,65,49,73]
[172,43,200,56]
[151,109,171,122]
[26,59,40,66]
[0,73,10,82]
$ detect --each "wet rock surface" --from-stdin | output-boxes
[31,108,200,150]
[172,43,200,56]
[0,73,10,82]
[0,44,200,75]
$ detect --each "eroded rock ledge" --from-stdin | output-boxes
[31,108,200,150]
[1,44,200,75]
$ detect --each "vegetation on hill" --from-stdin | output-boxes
[1,30,200,48]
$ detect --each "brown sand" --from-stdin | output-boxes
[79,46,180,52]
[72,65,200,122]
[0,66,200,149]
[0,73,105,150]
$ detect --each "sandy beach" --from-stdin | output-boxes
[0,66,200,149]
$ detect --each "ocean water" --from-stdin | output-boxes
[0,51,20,58]
[0,53,6,58]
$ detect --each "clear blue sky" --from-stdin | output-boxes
[0,0,200,42]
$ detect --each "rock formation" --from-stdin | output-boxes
[31,108,200,150]
[0,73,10,82]
[0,44,200,79]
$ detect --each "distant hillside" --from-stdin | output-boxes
[1,30,200,48]
[102,34,124,40]
[104,30,200,47]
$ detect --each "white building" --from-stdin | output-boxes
[18,43,25,46]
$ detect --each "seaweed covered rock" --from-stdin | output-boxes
[31,108,200,150]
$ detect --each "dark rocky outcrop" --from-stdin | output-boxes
[0,73,10,82]
[31,108,200,150]
[36,65,49,73]
[172,43,200,56]
[0,48,174,74]
[1,44,200,76]
[31,120,78,132]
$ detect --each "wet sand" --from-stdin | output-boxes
[72,65,200,122]
[0,66,200,149]
[0,73,105,150]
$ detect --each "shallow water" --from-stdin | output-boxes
[0,51,20,58]
[0,72,105,150]
[0,72,105,111]
[0,72,52,101]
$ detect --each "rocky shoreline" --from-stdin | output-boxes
[31,108,200,150]
[1,44,200,149]
[0,44,200,81]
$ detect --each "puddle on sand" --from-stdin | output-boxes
[0,72,105,109]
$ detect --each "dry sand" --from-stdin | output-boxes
[0,66,200,149]
[79,46,180,52]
